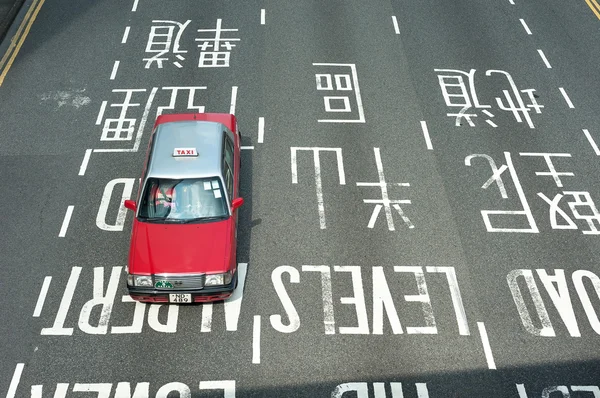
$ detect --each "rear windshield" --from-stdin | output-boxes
[138,177,229,223]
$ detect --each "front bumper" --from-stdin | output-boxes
[127,271,237,303]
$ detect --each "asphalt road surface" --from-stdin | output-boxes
[1,0,600,397]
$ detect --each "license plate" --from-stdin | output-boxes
[169,294,192,303]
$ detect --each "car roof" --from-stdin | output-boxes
[146,120,226,180]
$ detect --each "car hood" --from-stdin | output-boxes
[128,218,232,275]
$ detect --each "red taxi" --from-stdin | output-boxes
[123,113,243,303]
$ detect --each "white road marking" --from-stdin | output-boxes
[133,87,158,151]
[509,0,515,4]
[241,146,254,150]
[313,63,365,123]
[131,0,139,12]
[258,117,265,143]
[537,49,552,68]
[392,16,400,34]
[78,149,92,176]
[33,276,52,317]
[58,206,74,237]
[477,322,496,369]
[121,26,130,44]
[252,315,261,364]
[420,121,433,150]
[583,129,600,155]
[95,101,107,125]
[6,363,24,398]
[559,87,575,108]
[260,9,265,25]
[229,86,238,115]
[110,61,120,80]
[519,19,532,34]
[485,119,498,128]
[41,267,81,335]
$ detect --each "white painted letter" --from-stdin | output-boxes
[537,269,580,337]
[113,382,150,398]
[507,269,555,336]
[331,383,369,398]
[395,266,437,334]
[199,381,235,398]
[41,267,81,336]
[372,267,403,335]
[72,383,112,398]
[156,382,190,398]
[148,304,179,333]
[31,384,69,398]
[571,386,600,397]
[78,267,121,334]
[96,178,135,231]
[302,265,335,334]
[542,386,570,398]
[427,266,470,335]
[573,270,600,335]
[335,266,369,334]
[270,266,301,333]
[111,296,146,334]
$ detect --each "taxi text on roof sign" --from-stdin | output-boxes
[173,148,198,157]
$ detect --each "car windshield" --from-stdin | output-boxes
[138,177,229,222]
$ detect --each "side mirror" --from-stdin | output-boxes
[124,199,137,212]
[231,197,244,211]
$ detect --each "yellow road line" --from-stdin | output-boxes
[586,0,600,20]
[0,0,40,71]
[0,0,46,86]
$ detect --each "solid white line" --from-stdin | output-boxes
[258,117,265,143]
[241,146,254,150]
[509,0,515,4]
[537,49,552,68]
[392,16,400,34]
[229,86,238,115]
[121,26,130,44]
[477,322,496,369]
[6,363,24,398]
[420,121,433,150]
[58,206,74,237]
[78,149,92,176]
[559,87,575,108]
[583,129,600,155]
[260,9,265,25]
[33,277,52,317]
[252,315,261,363]
[519,19,532,34]
[110,61,120,80]
[133,87,158,151]
[95,101,107,125]
[131,0,139,12]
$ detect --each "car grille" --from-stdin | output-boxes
[153,274,205,290]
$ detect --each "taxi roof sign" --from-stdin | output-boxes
[173,148,198,157]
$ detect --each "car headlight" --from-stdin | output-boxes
[128,274,153,287]
[205,272,232,286]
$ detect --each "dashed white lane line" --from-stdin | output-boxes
[519,19,532,34]
[537,49,552,68]
[78,149,92,176]
[131,0,139,12]
[6,363,24,398]
[509,0,515,4]
[260,9,265,25]
[583,129,600,155]
[58,206,74,237]
[121,26,130,44]
[96,101,107,125]
[229,86,238,115]
[33,276,52,317]
[241,146,255,150]
[110,60,120,80]
[258,117,265,143]
[392,16,400,34]
[559,87,575,108]
[477,322,496,370]
[252,315,261,364]
[420,121,433,150]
